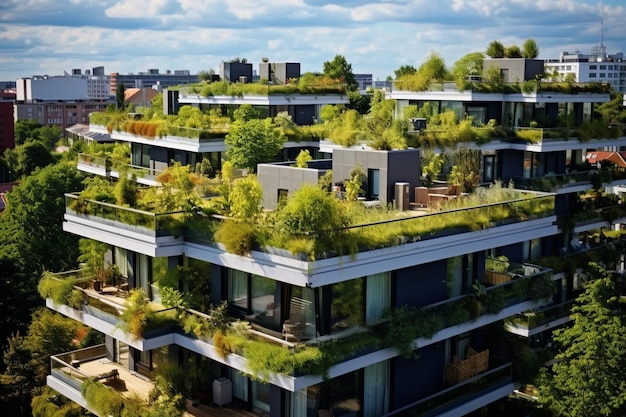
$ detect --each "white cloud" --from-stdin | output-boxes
[106,0,170,18]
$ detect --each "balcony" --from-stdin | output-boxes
[41,271,179,350]
[48,345,258,417]
[77,153,165,186]
[382,362,513,417]
[505,300,574,338]
[89,124,227,154]
[42,260,551,393]
[49,345,153,403]
[512,168,626,193]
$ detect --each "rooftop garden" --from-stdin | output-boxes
[89,99,325,142]
[66,160,555,260]
[178,72,347,97]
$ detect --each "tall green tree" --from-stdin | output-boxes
[13,120,42,146]
[540,270,626,417]
[323,55,359,92]
[225,105,284,172]
[7,141,57,179]
[0,161,84,353]
[450,52,485,81]
[522,38,539,59]
[0,309,80,416]
[115,82,126,109]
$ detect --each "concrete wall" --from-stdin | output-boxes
[257,161,330,210]
[259,62,301,84]
[220,62,253,83]
[332,148,420,205]
[483,58,544,82]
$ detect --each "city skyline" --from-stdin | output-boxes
[0,0,624,82]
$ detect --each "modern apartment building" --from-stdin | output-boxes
[42,63,626,417]
[545,47,626,94]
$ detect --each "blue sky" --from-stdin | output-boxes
[0,0,624,82]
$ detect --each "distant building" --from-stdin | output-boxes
[110,69,199,95]
[545,48,626,94]
[354,73,373,92]
[124,88,159,107]
[0,101,15,153]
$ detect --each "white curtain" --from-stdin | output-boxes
[230,370,248,401]
[289,388,308,417]
[114,247,128,277]
[363,360,389,417]
[228,270,248,309]
[136,253,150,295]
[301,287,316,339]
[366,272,390,322]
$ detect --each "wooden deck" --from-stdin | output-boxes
[74,358,261,417]
[74,358,154,400]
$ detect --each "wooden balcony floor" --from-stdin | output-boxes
[77,358,153,400]
[74,358,261,417]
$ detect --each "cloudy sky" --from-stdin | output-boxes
[0,0,624,82]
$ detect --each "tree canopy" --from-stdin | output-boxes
[225,104,285,172]
[450,52,485,81]
[323,55,359,92]
[486,40,505,58]
[522,38,539,59]
[540,269,626,417]
[394,65,417,79]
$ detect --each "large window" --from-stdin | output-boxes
[329,278,364,333]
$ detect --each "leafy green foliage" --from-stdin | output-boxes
[1,309,79,415]
[295,149,312,168]
[505,45,522,58]
[229,175,263,219]
[540,271,626,417]
[119,289,153,340]
[215,220,256,255]
[225,111,285,172]
[522,38,539,58]
[275,184,350,234]
[450,52,485,82]
[394,65,417,79]
[486,40,505,58]
[323,54,359,92]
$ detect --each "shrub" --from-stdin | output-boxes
[215,220,256,255]
[119,288,152,340]
[82,379,124,417]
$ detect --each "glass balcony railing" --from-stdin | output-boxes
[512,168,626,192]
[50,344,155,401]
[333,193,555,251]
[77,153,165,182]
[50,345,104,391]
[382,362,513,417]
[509,299,574,330]
[65,193,187,237]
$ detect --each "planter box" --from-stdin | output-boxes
[484,270,512,285]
